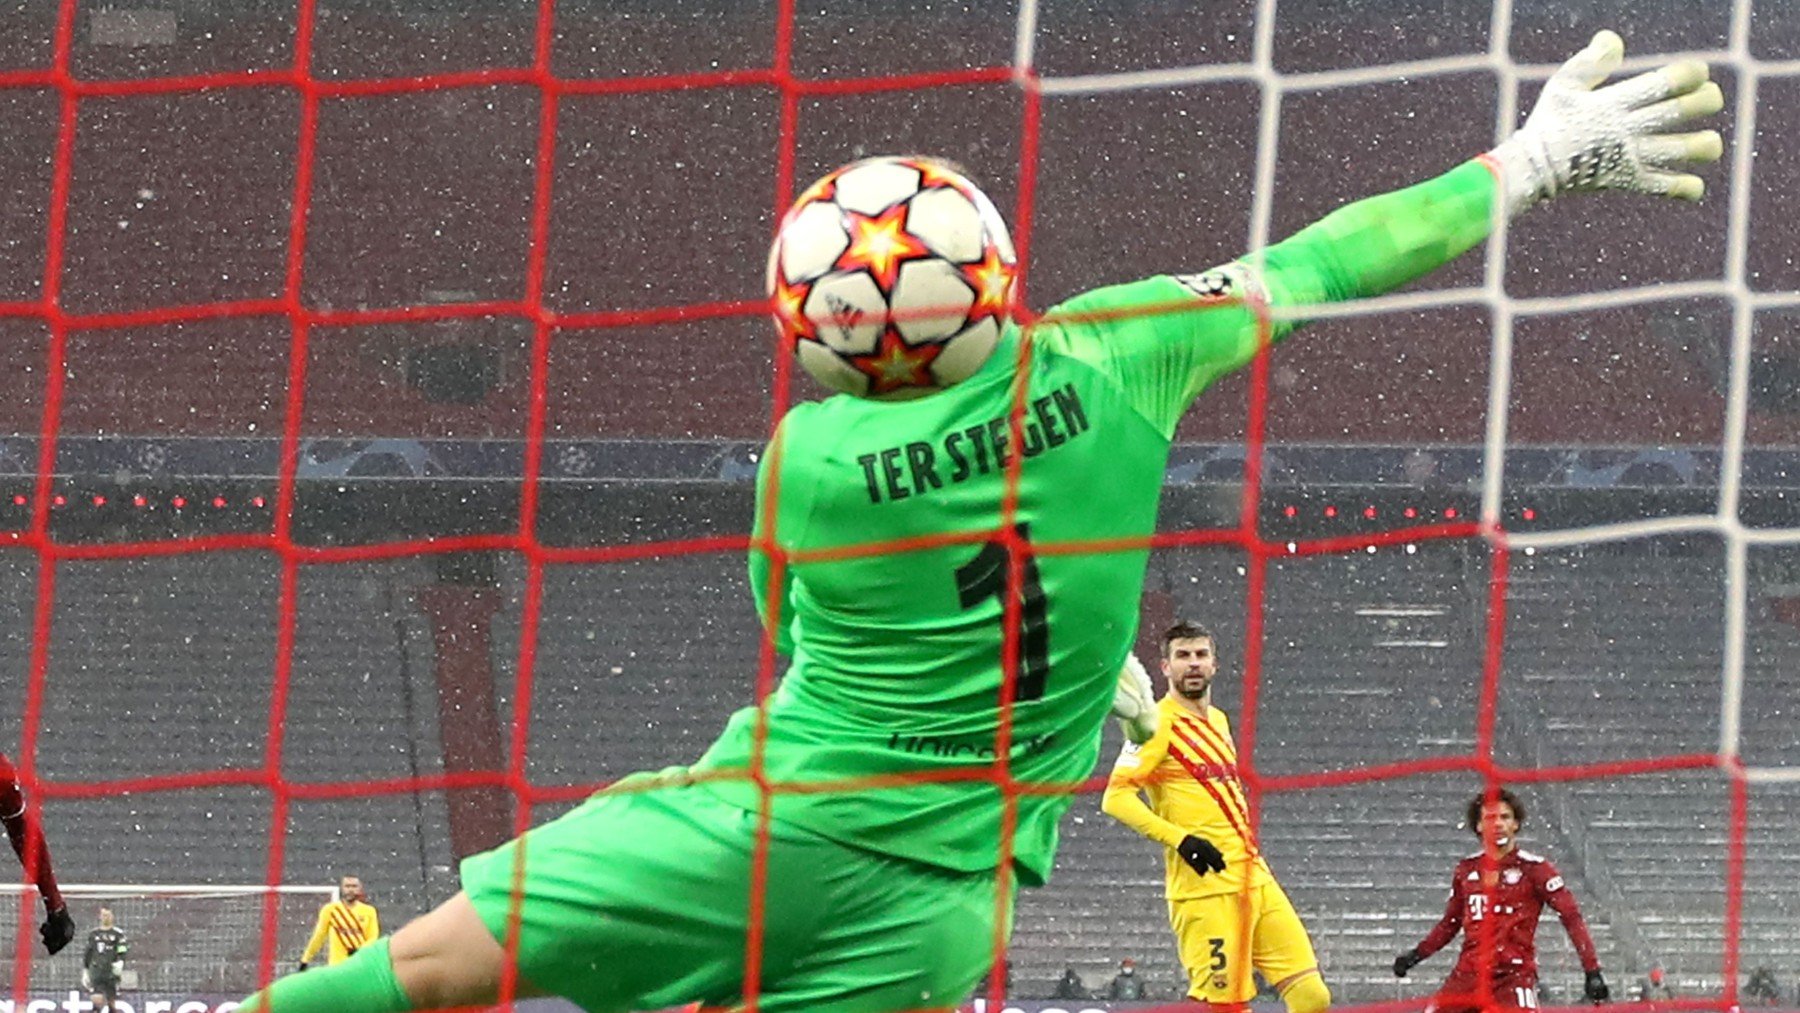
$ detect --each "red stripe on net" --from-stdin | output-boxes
[738,0,800,1008]
[10,0,79,998]
[1,1,1757,1010]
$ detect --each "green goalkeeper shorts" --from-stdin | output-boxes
[459,771,1010,1013]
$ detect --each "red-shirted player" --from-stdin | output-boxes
[1393,789,1609,1012]
[0,751,74,953]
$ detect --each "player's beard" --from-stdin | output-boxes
[1175,672,1211,699]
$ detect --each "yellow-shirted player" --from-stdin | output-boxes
[298,876,381,970]
[1102,621,1329,1013]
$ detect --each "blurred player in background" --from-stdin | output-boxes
[1104,622,1328,1013]
[1106,957,1146,1001]
[83,906,129,1013]
[1393,788,1609,1012]
[0,750,73,954]
[236,29,1720,1013]
[299,876,381,970]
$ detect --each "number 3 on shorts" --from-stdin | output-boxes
[1209,938,1227,971]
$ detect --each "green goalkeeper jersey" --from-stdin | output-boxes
[695,159,1496,885]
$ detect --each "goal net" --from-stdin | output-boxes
[0,885,332,996]
[0,0,1793,1010]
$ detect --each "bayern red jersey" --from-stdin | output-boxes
[1413,848,1599,988]
[0,751,64,910]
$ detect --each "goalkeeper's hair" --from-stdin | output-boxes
[1161,620,1216,658]
[1465,787,1526,834]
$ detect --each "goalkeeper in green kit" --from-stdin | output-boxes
[239,31,1721,1013]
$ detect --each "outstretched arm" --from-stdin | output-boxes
[1253,161,1493,338]
[1039,31,1723,440]
[1266,30,1722,327]
[1035,160,1492,440]
[0,752,72,953]
[0,753,64,911]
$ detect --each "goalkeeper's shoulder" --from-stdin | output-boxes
[757,405,812,459]
[1035,273,1248,334]
[1028,272,1264,405]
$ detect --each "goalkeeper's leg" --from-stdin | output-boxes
[235,895,529,1013]
[235,938,415,1013]
[237,779,1001,1013]
[389,892,538,1008]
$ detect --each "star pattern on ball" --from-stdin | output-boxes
[914,159,970,194]
[794,175,837,209]
[835,203,932,292]
[849,328,942,395]
[962,245,1014,324]
[770,274,815,342]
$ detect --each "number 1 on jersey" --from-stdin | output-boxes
[955,525,1051,701]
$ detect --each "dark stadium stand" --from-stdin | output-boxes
[0,556,456,991]
[1503,543,1800,996]
[0,3,1791,449]
[3,529,1795,1000]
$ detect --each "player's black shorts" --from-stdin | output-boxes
[90,976,119,1003]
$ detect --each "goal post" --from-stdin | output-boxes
[0,884,336,998]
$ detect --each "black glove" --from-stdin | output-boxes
[1176,835,1226,876]
[40,905,74,955]
[1394,949,1423,978]
[296,961,310,972]
[1585,970,1609,1003]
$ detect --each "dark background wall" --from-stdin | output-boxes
[0,0,1795,449]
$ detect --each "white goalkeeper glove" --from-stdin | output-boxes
[1488,30,1724,216]
[81,971,91,991]
[1111,652,1159,744]
[111,960,124,977]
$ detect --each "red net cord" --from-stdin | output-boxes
[11,0,80,991]
[5,1,1756,1011]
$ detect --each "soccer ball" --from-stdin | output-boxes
[768,156,1017,400]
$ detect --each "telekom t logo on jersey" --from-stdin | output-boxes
[1467,894,1489,922]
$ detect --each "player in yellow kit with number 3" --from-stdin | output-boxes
[1105,622,1328,1013]
[234,30,1720,1013]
